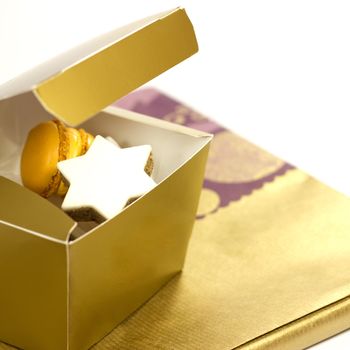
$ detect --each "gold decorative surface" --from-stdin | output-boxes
[205,130,284,183]
[196,188,220,217]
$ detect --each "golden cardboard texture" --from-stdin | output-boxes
[35,8,198,126]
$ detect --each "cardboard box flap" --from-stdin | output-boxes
[0,176,76,242]
[0,8,198,126]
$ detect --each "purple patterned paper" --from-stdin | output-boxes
[115,89,294,218]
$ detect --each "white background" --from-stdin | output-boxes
[1,1,350,348]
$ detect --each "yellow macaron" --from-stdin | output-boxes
[21,120,94,197]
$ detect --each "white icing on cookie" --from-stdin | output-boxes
[105,136,120,147]
[57,135,156,221]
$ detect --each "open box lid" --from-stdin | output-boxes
[0,8,198,126]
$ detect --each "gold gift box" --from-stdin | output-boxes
[0,9,211,350]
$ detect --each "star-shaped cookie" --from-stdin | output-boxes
[57,135,156,222]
